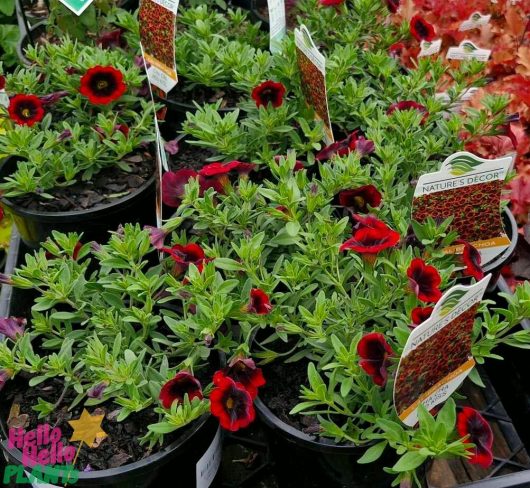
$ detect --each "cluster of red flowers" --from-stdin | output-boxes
[159,357,265,432]
[395,305,479,414]
[357,333,394,386]
[413,181,505,243]
[162,161,255,208]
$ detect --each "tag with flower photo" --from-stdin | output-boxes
[418,39,442,58]
[294,25,334,145]
[459,12,491,32]
[268,0,287,53]
[412,151,513,266]
[394,275,491,427]
[139,0,179,94]
[447,40,491,61]
[58,0,94,15]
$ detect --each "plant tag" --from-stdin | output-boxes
[139,0,179,94]
[459,12,491,31]
[447,40,491,61]
[412,151,513,266]
[0,90,9,108]
[294,25,334,145]
[57,0,94,15]
[196,427,222,488]
[394,275,491,426]
[418,39,442,57]
[435,87,479,113]
[268,0,287,53]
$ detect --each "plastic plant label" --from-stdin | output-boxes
[268,0,286,53]
[196,427,222,488]
[447,40,491,61]
[57,0,94,15]
[418,39,442,57]
[394,275,491,426]
[435,87,479,114]
[139,0,179,94]
[459,12,491,31]
[0,90,9,108]
[412,151,513,266]
[294,25,334,145]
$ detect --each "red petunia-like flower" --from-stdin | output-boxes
[0,75,5,91]
[245,288,273,315]
[161,243,206,276]
[357,333,393,386]
[338,185,382,213]
[389,42,405,59]
[407,258,442,303]
[316,131,374,161]
[8,94,45,127]
[411,306,434,326]
[386,0,400,13]
[222,357,266,399]
[456,240,484,281]
[210,374,255,431]
[79,66,127,105]
[159,372,203,409]
[457,407,494,468]
[409,15,436,42]
[251,80,286,108]
[162,169,199,208]
[319,0,344,5]
[387,101,429,124]
[340,217,400,255]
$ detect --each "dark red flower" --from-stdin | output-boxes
[410,15,436,42]
[222,357,265,399]
[8,94,45,127]
[411,306,434,326]
[79,65,127,105]
[161,243,206,275]
[245,288,272,315]
[387,101,429,124]
[357,332,393,386]
[407,258,442,303]
[159,372,203,408]
[210,373,255,431]
[340,218,400,255]
[39,91,69,105]
[389,42,405,59]
[319,0,344,5]
[316,131,374,161]
[386,0,400,13]
[162,169,198,208]
[457,407,494,468]
[251,80,286,108]
[338,185,382,213]
[199,161,256,178]
[96,29,126,49]
[457,240,484,281]
[0,75,5,91]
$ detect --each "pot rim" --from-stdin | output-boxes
[0,156,156,222]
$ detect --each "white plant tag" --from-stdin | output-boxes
[196,427,222,488]
[447,40,491,61]
[459,12,491,31]
[419,39,442,57]
[268,0,286,53]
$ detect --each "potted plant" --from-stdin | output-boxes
[0,38,158,247]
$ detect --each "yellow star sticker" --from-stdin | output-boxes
[68,409,107,447]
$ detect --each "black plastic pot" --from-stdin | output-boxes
[0,157,157,248]
[250,0,268,26]
[16,20,47,66]
[254,397,395,487]
[0,413,219,488]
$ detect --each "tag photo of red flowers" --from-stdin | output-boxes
[139,0,179,93]
[412,151,513,266]
[394,275,491,427]
[294,25,334,145]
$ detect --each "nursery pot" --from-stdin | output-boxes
[254,397,395,487]
[0,412,220,488]
[16,20,47,66]
[250,0,269,26]
[0,157,157,248]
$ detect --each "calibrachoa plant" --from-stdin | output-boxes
[0,39,155,198]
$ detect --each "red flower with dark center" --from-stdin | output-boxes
[0,75,5,90]
[316,130,374,161]
[338,185,382,213]
[8,95,45,127]
[457,407,494,468]
[387,101,429,124]
[251,80,286,108]
[222,357,266,399]
[411,306,434,326]
[340,217,400,255]
[389,42,405,59]
[407,258,442,303]
[159,372,203,409]
[162,169,198,208]
[357,333,393,386]
[79,66,127,105]
[161,243,206,275]
[456,240,484,281]
[386,0,400,13]
[245,288,272,315]
[210,373,255,431]
[410,15,436,42]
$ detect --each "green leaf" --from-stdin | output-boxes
[214,258,245,271]
[358,441,387,464]
[391,451,427,472]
